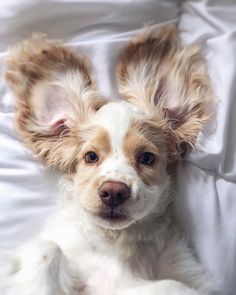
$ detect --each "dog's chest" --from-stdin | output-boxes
[75,234,166,294]
[73,250,128,295]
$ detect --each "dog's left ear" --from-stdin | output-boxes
[117,25,214,160]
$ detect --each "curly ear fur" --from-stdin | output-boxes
[117,25,214,160]
[5,34,106,172]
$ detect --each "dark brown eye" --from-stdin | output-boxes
[138,152,155,166]
[85,151,99,163]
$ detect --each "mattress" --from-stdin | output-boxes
[0,1,236,294]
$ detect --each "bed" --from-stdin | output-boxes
[0,1,236,294]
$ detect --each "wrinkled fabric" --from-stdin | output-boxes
[174,2,236,295]
[0,1,235,294]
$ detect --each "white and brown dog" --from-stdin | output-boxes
[1,26,217,295]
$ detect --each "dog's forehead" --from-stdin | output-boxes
[92,101,143,148]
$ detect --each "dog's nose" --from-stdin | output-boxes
[98,181,130,208]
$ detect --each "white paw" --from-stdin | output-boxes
[1,240,78,295]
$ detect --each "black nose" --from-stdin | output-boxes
[98,181,130,208]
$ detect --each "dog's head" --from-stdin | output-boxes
[5,26,213,230]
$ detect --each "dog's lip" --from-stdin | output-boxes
[99,210,127,221]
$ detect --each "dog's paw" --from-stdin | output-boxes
[0,240,79,295]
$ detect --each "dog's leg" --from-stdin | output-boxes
[1,240,79,295]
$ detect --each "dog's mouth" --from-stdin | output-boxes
[96,203,130,226]
[97,210,130,229]
[91,207,134,230]
[99,209,127,221]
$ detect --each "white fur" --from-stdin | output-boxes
[0,102,217,295]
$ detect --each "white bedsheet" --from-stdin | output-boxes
[0,1,236,294]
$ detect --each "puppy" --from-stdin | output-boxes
[1,25,217,295]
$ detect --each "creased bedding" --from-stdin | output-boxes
[0,1,236,294]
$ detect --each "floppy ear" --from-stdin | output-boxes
[117,25,214,160]
[5,34,105,171]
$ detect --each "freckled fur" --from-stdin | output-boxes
[123,120,167,186]
[1,26,218,295]
[75,126,113,216]
[117,25,214,160]
[5,34,106,172]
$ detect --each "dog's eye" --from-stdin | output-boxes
[85,151,99,163]
[138,152,155,166]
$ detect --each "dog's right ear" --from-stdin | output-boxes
[5,34,105,172]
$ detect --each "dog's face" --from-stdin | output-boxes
[5,26,213,230]
[72,101,170,229]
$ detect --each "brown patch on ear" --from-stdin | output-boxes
[5,34,93,98]
[117,25,215,161]
[5,34,107,171]
[118,25,180,112]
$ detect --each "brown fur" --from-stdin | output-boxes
[5,34,106,172]
[5,34,93,97]
[77,125,112,165]
[5,25,214,172]
[123,119,167,186]
[117,25,214,161]
[75,126,113,215]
